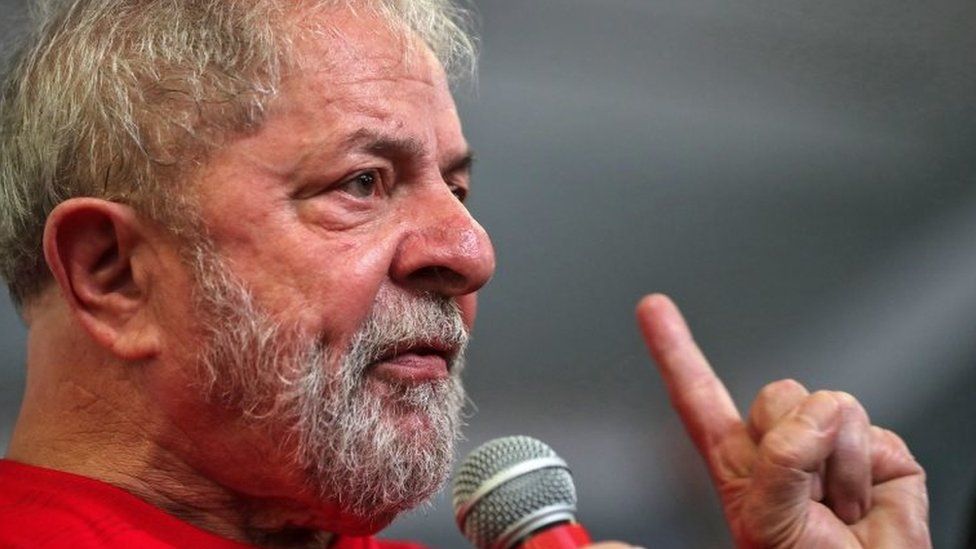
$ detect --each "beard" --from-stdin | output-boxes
[184,240,468,521]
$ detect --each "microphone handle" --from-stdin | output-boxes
[517,522,592,549]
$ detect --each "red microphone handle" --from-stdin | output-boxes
[517,522,592,549]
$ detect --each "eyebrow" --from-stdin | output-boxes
[341,128,475,177]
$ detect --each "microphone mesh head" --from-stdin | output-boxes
[452,436,577,548]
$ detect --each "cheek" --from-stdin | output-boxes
[292,233,398,338]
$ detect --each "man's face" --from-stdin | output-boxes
[152,8,495,531]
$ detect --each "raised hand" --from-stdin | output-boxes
[635,294,930,548]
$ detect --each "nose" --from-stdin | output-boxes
[390,191,495,297]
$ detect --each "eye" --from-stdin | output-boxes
[449,183,468,203]
[339,170,380,198]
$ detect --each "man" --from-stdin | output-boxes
[0,1,929,547]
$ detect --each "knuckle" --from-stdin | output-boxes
[893,433,922,466]
[832,390,858,406]
[777,377,805,391]
[877,426,911,452]
[832,391,870,422]
[831,391,861,410]
[810,389,835,402]
[758,378,803,399]
[761,429,807,468]
[882,427,906,446]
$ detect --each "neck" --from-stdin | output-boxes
[7,362,339,548]
[8,298,367,546]
[8,387,338,547]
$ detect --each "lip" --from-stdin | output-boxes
[369,345,453,383]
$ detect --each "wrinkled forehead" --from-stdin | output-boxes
[281,4,451,91]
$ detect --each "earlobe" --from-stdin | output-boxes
[43,198,161,361]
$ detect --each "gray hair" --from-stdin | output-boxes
[0,0,477,310]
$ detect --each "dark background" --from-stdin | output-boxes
[2,1,975,547]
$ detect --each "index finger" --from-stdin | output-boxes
[636,294,743,454]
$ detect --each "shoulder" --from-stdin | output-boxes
[0,460,247,548]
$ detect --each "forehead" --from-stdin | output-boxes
[261,6,465,152]
[281,6,455,106]
[187,5,467,206]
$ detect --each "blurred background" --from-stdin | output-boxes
[2,0,975,547]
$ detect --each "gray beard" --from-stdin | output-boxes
[185,241,468,520]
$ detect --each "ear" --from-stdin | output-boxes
[43,198,162,361]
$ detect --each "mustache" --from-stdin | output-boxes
[347,288,470,372]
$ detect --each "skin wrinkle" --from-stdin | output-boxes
[284,129,473,206]
[132,13,488,539]
[29,21,480,539]
[22,376,251,534]
[1,0,477,307]
[0,3,488,547]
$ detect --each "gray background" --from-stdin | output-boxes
[2,1,975,547]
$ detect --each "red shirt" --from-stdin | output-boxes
[0,460,427,548]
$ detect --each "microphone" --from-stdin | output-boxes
[452,436,592,549]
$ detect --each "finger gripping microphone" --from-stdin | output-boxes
[452,436,592,549]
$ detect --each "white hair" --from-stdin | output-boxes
[187,238,469,522]
[0,0,478,308]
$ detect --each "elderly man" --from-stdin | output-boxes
[0,1,929,548]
